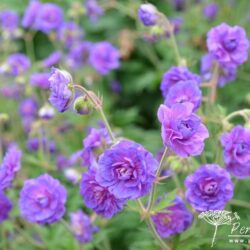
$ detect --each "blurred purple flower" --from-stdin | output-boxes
[35,3,63,33]
[48,68,73,112]
[57,22,83,49]
[68,42,92,69]
[26,137,56,154]
[0,144,22,190]
[171,0,186,11]
[19,98,38,118]
[80,170,126,218]
[207,23,249,68]
[164,80,202,111]
[96,140,157,199]
[160,66,201,98]
[19,174,67,224]
[89,41,120,75]
[85,0,103,22]
[158,103,209,157]
[30,72,50,89]
[0,10,19,32]
[138,3,158,26]
[82,127,111,168]
[70,211,96,243]
[111,80,122,94]
[221,126,250,178]
[6,53,30,76]
[185,164,234,212]
[22,0,41,28]
[152,197,193,238]
[42,51,62,68]
[64,169,81,184]
[0,191,12,223]
[0,85,22,99]
[203,3,219,20]
[200,53,237,87]
[38,104,55,120]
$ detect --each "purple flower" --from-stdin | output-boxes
[85,0,103,22]
[19,174,67,224]
[80,170,126,218]
[138,4,158,26]
[221,126,250,178]
[64,169,81,184]
[42,51,62,68]
[185,164,234,212]
[207,23,249,68]
[30,72,50,89]
[111,80,122,94]
[69,211,96,243]
[26,137,56,154]
[171,0,186,11]
[164,80,202,111]
[19,98,38,118]
[67,42,92,69]
[22,0,41,28]
[6,53,31,76]
[89,41,120,75]
[152,197,193,238]
[35,3,63,33]
[96,140,157,199]
[203,3,219,20]
[38,104,55,120]
[160,66,201,98]
[0,10,19,32]
[48,68,74,112]
[57,22,83,49]
[0,85,22,99]
[0,191,12,223]
[157,103,209,157]
[200,53,237,87]
[82,127,111,168]
[0,144,22,190]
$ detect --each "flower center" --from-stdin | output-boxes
[203,181,218,195]
[223,38,238,51]
[36,196,49,208]
[236,142,249,155]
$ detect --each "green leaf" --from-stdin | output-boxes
[153,189,177,212]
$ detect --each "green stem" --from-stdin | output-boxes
[169,30,181,66]
[230,199,250,209]
[15,225,44,249]
[147,147,168,212]
[147,217,170,250]
[223,109,250,123]
[60,218,73,234]
[24,31,36,62]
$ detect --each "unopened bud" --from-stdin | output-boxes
[39,104,55,120]
[0,113,9,123]
[73,95,92,115]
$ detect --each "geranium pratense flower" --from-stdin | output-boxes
[138,3,158,26]
[0,10,19,32]
[207,23,249,68]
[30,72,50,89]
[19,98,38,118]
[160,66,201,98]
[185,164,234,212]
[6,53,30,76]
[0,144,22,190]
[89,41,120,75]
[85,0,103,22]
[203,3,218,21]
[82,127,111,168]
[70,210,97,243]
[80,170,126,218]
[22,0,41,28]
[152,197,193,238]
[157,103,209,157]
[19,174,67,224]
[42,51,62,68]
[164,80,202,111]
[35,3,63,33]
[57,22,83,49]
[48,67,74,112]
[200,53,236,87]
[221,126,250,178]
[0,191,12,223]
[95,140,157,199]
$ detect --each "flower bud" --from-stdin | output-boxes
[138,4,158,26]
[73,95,92,115]
[39,104,55,120]
[0,113,9,123]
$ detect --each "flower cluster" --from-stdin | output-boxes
[80,140,158,217]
